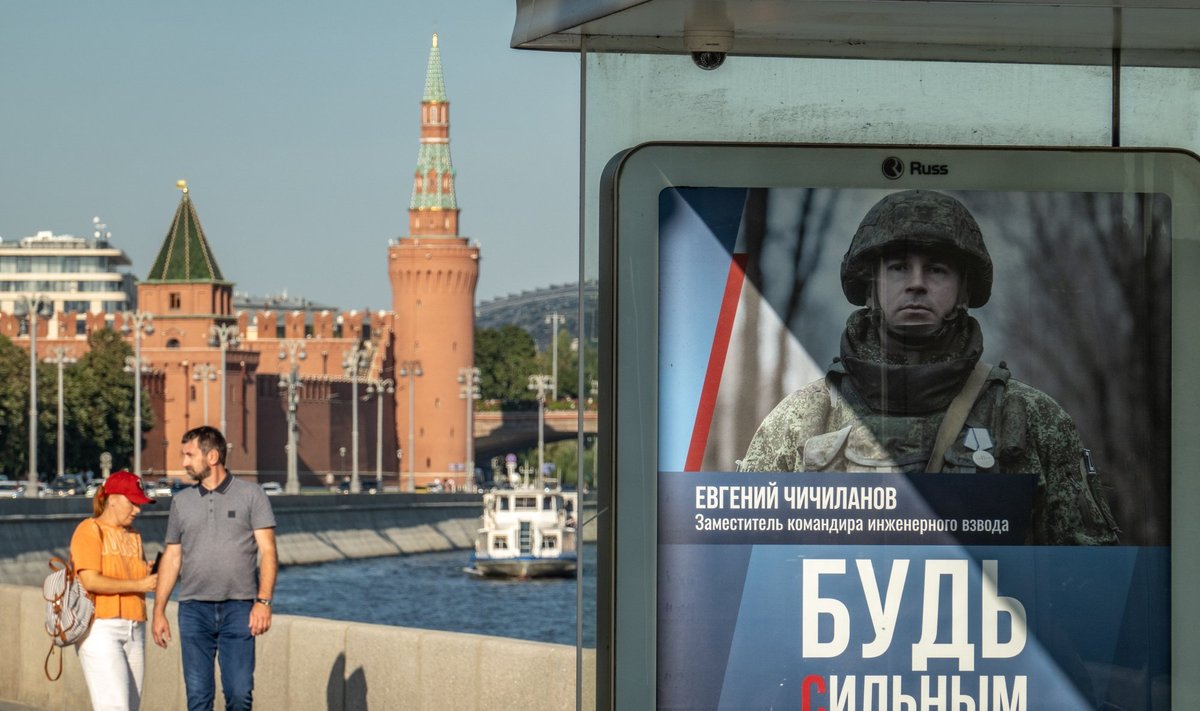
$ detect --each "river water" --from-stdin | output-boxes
[273,544,597,648]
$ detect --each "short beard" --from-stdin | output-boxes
[185,463,211,482]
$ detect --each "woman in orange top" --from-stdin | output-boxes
[69,471,158,711]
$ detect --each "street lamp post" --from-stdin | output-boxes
[457,366,480,493]
[121,311,154,476]
[20,295,47,489]
[279,340,306,495]
[209,323,240,438]
[192,363,217,424]
[398,360,423,492]
[545,312,566,402]
[366,377,395,488]
[342,341,371,494]
[589,377,599,493]
[45,346,76,478]
[528,374,554,489]
[124,354,151,472]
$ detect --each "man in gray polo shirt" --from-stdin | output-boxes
[152,426,277,711]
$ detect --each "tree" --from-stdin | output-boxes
[509,439,595,491]
[36,352,59,476]
[978,192,1170,545]
[539,327,598,402]
[64,328,154,472]
[475,325,539,405]
[710,188,840,470]
[0,334,31,478]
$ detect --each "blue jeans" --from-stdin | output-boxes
[177,600,255,711]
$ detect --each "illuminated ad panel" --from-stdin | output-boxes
[601,145,1200,711]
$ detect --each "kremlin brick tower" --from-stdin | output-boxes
[136,183,259,471]
[388,34,480,489]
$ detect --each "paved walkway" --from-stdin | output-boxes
[0,702,40,711]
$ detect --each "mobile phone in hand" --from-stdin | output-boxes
[150,552,163,574]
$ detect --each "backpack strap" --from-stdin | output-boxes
[926,361,992,473]
[44,557,66,681]
[45,642,63,682]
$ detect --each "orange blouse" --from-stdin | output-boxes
[69,519,150,621]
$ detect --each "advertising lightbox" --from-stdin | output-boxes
[599,144,1200,711]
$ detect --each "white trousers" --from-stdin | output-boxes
[76,618,145,711]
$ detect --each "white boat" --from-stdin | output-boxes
[468,485,578,578]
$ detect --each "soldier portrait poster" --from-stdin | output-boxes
[655,186,1171,710]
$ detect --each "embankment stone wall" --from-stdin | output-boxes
[0,583,596,710]
[0,493,595,586]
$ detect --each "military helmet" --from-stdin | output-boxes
[841,190,993,308]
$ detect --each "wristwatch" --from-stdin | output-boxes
[254,597,273,607]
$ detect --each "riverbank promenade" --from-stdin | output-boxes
[0,493,597,709]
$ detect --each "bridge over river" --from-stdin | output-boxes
[473,409,598,461]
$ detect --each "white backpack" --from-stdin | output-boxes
[42,549,96,680]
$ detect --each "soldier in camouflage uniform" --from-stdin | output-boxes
[739,189,1119,545]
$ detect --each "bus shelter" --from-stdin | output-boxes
[512,2,1200,709]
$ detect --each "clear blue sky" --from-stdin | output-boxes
[1,1,580,310]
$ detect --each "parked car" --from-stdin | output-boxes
[48,475,85,496]
[141,477,193,498]
[260,482,283,496]
[0,481,25,498]
[332,478,379,495]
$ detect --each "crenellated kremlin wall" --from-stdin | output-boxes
[0,306,402,483]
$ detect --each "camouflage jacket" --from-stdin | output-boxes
[739,359,1120,546]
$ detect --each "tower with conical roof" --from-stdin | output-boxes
[388,34,480,489]
[141,181,232,314]
[138,182,259,473]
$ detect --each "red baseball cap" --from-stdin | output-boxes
[103,471,156,505]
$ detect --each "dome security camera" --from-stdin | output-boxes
[692,51,726,70]
[684,28,733,70]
